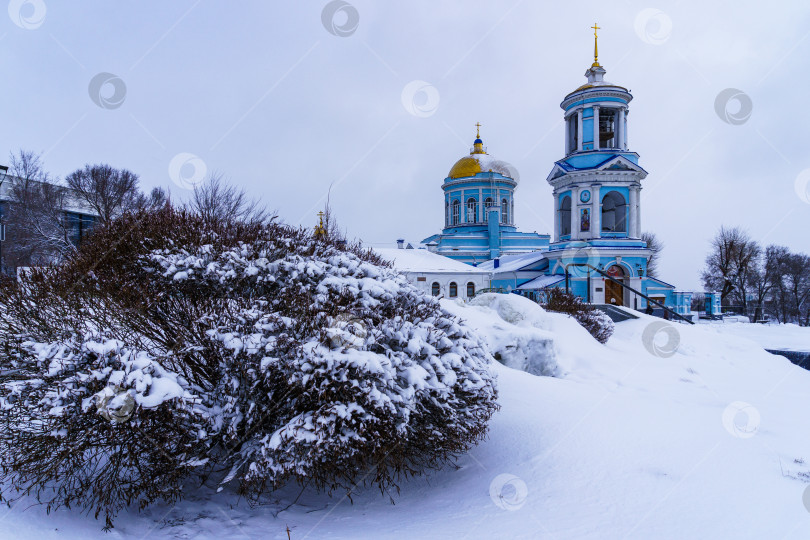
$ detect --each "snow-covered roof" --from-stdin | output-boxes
[477,251,547,273]
[646,277,677,289]
[374,248,490,274]
[0,175,99,216]
[517,275,565,290]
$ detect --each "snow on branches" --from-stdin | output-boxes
[0,208,498,528]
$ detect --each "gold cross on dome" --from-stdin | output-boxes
[475,122,482,138]
[591,23,601,66]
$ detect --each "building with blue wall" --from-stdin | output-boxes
[0,172,98,275]
[420,124,550,265]
[421,30,701,314]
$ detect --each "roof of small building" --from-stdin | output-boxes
[517,275,565,290]
[476,251,547,273]
[374,248,490,274]
[646,277,677,289]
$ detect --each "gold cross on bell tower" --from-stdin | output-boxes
[591,23,601,67]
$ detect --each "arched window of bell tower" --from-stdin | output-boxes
[452,199,460,225]
[601,191,627,233]
[559,196,572,237]
[567,114,579,154]
[501,198,508,224]
[599,108,618,149]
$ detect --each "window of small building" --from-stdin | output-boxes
[466,282,475,298]
[449,282,458,298]
[431,282,440,296]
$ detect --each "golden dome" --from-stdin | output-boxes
[448,156,483,179]
[449,125,488,179]
[446,124,518,181]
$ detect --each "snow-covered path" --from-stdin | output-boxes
[2,299,809,539]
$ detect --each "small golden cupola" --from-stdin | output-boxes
[448,122,487,179]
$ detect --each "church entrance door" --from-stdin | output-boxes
[605,265,625,306]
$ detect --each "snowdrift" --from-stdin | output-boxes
[2,290,810,539]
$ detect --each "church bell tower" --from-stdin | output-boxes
[542,25,654,309]
[546,24,647,245]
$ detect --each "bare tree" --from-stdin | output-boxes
[784,253,810,325]
[762,246,810,325]
[320,186,347,242]
[3,150,75,267]
[65,164,141,224]
[186,174,271,225]
[765,245,792,323]
[135,186,170,212]
[748,258,771,323]
[701,226,761,312]
[641,231,664,278]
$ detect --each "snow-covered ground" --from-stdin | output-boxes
[2,295,810,539]
[697,320,810,352]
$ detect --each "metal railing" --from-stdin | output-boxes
[564,263,695,325]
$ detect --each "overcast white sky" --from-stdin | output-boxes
[1,0,808,289]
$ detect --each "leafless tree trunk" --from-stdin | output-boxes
[784,253,810,326]
[766,245,793,323]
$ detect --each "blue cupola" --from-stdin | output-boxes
[421,123,550,263]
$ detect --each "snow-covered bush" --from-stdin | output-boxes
[541,289,614,344]
[0,208,498,528]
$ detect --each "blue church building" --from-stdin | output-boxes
[420,124,550,265]
[420,30,695,316]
